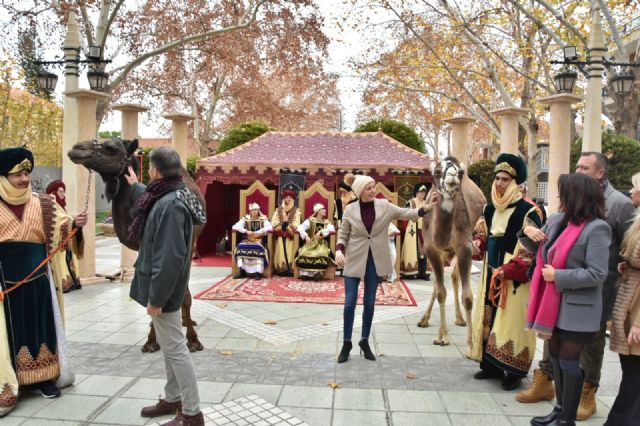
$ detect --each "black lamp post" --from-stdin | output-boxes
[34,45,111,93]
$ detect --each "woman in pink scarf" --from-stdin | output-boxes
[520,174,611,426]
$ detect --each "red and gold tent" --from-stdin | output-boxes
[194,131,432,254]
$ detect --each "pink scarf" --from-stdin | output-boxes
[526,221,586,338]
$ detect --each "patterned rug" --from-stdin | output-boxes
[194,275,417,306]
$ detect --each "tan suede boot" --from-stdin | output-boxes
[576,382,597,421]
[515,369,555,403]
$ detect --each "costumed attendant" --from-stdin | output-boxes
[46,180,82,293]
[387,223,401,282]
[522,173,610,426]
[0,147,86,416]
[335,175,438,363]
[271,189,301,276]
[296,203,335,281]
[334,173,357,242]
[232,203,272,280]
[400,183,429,280]
[469,153,542,391]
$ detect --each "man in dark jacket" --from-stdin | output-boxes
[125,146,206,426]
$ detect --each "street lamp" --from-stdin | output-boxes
[554,68,578,93]
[34,45,111,93]
[610,71,635,96]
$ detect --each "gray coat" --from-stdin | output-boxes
[602,183,635,320]
[520,213,612,333]
[129,183,195,312]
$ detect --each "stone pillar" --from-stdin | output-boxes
[539,94,582,214]
[491,107,528,155]
[581,5,606,153]
[444,116,475,164]
[65,89,112,282]
[163,113,194,167]
[113,104,148,277]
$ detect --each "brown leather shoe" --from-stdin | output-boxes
[161,411,204,426]
[515,369,555,403]
[140,398,182,417]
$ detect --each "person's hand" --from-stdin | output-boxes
[628,325,640,345]
[472,239,481,256]
[335,250,345,267]
[147,303,162,316]
[73,211,88,228]
[524,225,546,243]
[618,261,628,274]
[542,264,556,282]
[491,267,504,281]
[314,231,323,241]
[423,192,440,211]
[124,165,138,185]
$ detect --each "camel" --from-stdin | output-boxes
[417,157,486,347]
[68,138,204,353]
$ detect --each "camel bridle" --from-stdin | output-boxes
[90,139,133,177]
[435,160,462,199]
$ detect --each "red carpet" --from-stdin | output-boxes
[194,275,417,306]
[192,254,232,267]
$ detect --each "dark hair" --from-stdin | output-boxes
[558,173,604,226]
[149,146,182,178]
[580,151,609,175]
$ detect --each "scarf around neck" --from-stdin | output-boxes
[491,180,521,212]
[127,176,183,242]
[526,221,586,338]
[0,176,32,206]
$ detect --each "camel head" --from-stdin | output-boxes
[431,156,465,205]
[68,138,139,201]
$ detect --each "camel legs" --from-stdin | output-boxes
[141,288,204,353]
[418,247,450,346]
[451,262,466,326]
[456,244,474,347]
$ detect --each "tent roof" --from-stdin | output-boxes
[197,131,431,172]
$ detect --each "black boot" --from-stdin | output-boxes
[532,357,562,426]
[359,339,376,361]
[417,258,430,280]
[552,367,584,426]
[253,273,262,280]
[233,270,246,279]
[337,341,352,363]
[501,373,522,390]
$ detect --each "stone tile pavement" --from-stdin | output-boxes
[2,237,620,425]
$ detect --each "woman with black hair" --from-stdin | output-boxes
[521,173,611,426]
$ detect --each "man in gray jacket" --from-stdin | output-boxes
[126,147,206,426]
[517,152,634,420]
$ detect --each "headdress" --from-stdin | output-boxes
[494,153,527,185]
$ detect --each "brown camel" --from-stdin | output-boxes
[68,138,204,353]
[418,157,486,347]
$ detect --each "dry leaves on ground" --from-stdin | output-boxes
[263,320,278,325]
[216,303,228,309]
[328,382,342,389]
[220,351,234,357]
[406,372,417,380]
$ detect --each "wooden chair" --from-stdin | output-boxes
[294,181,336,279]
[231,181,276,278]
[375,182,402,281]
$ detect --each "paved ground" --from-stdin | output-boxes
[3,237,620,425]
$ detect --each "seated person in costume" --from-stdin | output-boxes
[46,180,82,293]
[271,189,301,276]
[400,183,430,280]
[386,222,401,282]
[296,203,336,280]
[232,203,272,279]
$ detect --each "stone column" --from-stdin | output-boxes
[444,116,475,164]
[65,89,112,282]
[491,107,528,155]
[581,5,606,153]
[539,94,582,214]
[112,104,148,277]
[163,113,194,167]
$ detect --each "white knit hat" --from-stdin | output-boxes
[248,202,260,211]
[351,175,375,198]
[313,203,325,214]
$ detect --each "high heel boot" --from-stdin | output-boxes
[337,341,352,363]
[359,339,376,361]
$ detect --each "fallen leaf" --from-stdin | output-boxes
[376,352,385,357]
[328,381,342,389]
[216,303,228,309]
[220,351,233,357]
[263,320,278,325]
[406,372,417,380]
[321,322,329,326]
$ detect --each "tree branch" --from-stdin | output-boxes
[531,0,588,48]
[77,2,95,48]
[100,0,126,49]
[595,0,626,60]
[107,0,266,92]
